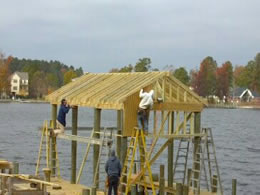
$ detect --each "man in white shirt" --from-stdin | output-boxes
[137,89,154,134]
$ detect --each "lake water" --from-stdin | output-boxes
[0,103,259,195]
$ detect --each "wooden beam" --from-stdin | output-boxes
[93,108,101,187]
[57,134,102,145]
[167,112,174,195]
[153,102,203,112]
[117,110,122,161]
[51,104,57,176]
[71,106,78,184]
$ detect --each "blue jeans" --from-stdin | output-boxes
[137,110,148,131]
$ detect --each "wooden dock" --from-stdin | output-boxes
[47,178,104,195]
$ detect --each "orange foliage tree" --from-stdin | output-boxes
[0,54,13,97]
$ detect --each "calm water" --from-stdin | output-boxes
[0,103,259,195]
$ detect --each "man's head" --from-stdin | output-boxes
[61,99,67,105]
[111,149,116,157]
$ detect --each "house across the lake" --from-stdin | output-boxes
[231,87,260,103]
[10,72,29,97]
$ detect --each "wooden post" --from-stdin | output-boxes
[131,184,137,195]
[183,185,189,195]
[153,110,157,135]
[232,179,237,195]
[193,112,201,192]
[117,110,122,162]
[168,112,174,195]
[82,188,90,195]
[12,162,19,174]
[187,168,192,185]
[91,186,96,195]
[93,108,101,187]
[176,183,183,195]
[51,104,57,176]
[71,106,78,184]
[159,164,165,195]
[43,168,51,182]
[212,175,218,192]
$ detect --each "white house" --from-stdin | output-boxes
[10,72,29,97]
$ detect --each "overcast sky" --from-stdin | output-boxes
[0,0,259,72]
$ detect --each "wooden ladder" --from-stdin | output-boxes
[35,121,60,178]
[118,128,155,195]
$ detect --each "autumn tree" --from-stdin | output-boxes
[252,53,260,92]
[173,67,190,85]
[64,70,78,85]
[194,56,217,97]
[0,54,12,97]
[30,71,48,98]
[134,58,151,72]
[233,66,247,87]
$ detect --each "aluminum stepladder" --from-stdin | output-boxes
[173,137,190,185]
[203,128,223,195]
[188,128,223,195]
[35,120,60,178]
[118,128,156,195]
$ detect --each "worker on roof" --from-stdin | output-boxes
[52,98,70,136]
[137,89,154,135]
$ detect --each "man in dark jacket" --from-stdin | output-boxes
[53,99,70,136]
[105,150,122,195]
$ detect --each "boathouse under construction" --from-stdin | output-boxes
[36,71,223,195]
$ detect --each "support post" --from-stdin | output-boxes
[176,183,183,195]
[212,175,218,192]
[93,108,101,187]
[193,112,201,192]
[71,106,78,184]
[187,168,192,185]
[159,164,165,195]
[43,168,51,182]
[51,104,57,176]
[183,185,189,195]
[117,110,122,161]
[168,112,174,195]
[82,188,90,195]
[12,162,19,174]
[131,184,137,195]
[232,179,237,195]
[91,187,96,195]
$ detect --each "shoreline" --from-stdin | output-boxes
[207,103,260,109]
[0,99,48,104]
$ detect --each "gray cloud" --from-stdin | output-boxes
[0,0,259,72]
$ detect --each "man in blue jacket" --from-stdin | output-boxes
[53,99,70,136]
[105,150,122,195]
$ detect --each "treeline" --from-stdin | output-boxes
[0,53,83,98]
[110,53,260,99]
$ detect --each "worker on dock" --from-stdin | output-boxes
[105,149,122,195]
[52,98,70,136]
[137,89,154,135]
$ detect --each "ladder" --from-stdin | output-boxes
[173,138,190,184]
[35,120,60,178]
[118,128,156,195]
[189,133,208,195]
[93,128,108,188]
[203,128,223,195]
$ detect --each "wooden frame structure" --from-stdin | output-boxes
[42,72,223,195]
